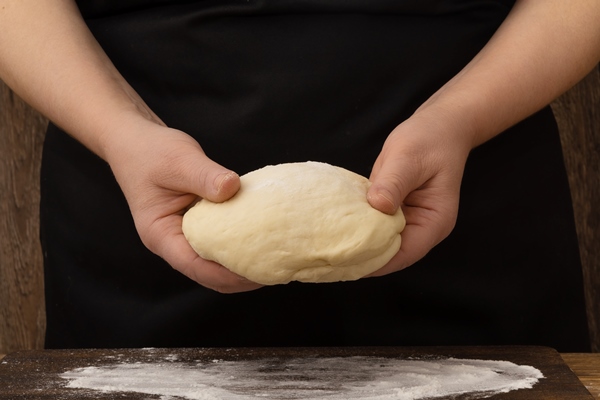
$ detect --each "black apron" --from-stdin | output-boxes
[41,0,590,351]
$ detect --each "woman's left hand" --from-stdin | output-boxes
[367,0,600,276]
[366,111,472,276]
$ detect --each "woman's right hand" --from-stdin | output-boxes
[104,118,264,293]
[0,0,262,293]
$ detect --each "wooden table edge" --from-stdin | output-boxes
[561,353,600,399]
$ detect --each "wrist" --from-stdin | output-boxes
[408,100,479,157]
[98,108,165,167]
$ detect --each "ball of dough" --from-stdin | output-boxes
[182,161,405,285]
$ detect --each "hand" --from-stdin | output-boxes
[367,112,472,276]
[104,118,263,293]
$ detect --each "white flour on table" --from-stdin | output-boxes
[60,355,543,400]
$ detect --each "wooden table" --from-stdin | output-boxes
[1,349,599,399]
[562,354,600,399]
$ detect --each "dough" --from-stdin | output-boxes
[182,161,406,285]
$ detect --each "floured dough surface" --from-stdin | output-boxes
[182,161,405,285]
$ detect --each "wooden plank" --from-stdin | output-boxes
[1,351,599,397]
[562,354,600,400]
[0,81,47,355]
[552,65,600,352]
[0,346,594,399]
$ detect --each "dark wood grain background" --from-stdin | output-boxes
[552,65,600,352]
[1,65,599,354]
[0,83,46,354]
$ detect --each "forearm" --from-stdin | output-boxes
[414,0,600,148]
[0,0,162,161]
[0,0,254,292]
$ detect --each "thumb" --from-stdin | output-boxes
[367,151,424,215]
[202,167,240,203]
[176,154,240,203]
[156,135,241,203]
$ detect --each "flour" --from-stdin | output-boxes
[60,355,543,399]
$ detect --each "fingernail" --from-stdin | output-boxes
[368,189,397,214]
[215,171,237,194]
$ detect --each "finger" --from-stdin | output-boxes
[367,204,446,276]
[150,214,263,293]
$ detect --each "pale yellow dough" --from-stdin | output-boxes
[182,161,406,285]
